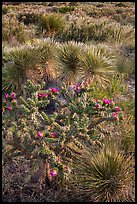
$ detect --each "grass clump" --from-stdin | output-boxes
[68,144,135,202]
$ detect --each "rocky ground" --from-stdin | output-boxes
[127,75,135,96]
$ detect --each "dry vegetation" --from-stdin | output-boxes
[2,2,135,202]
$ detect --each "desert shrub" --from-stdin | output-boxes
[107,23,135,44]
[17,12,41,25]
[58,6,75,14]
[115,2,129,7]
[68,143,135,202]
[60,20,134,45]
[2,80,125,187]
[36,14,66,38]
[113,117,135,155]
[2,14,34,43]
[116,57,135,78]
[59,21,111,43]
[69,2,79,6]
[2,6,8,14]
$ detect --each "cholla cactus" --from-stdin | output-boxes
[2,80,125,184]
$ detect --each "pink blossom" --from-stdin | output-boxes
[50,169,57,177]
[2,108,4,112]
[103,98,110,104]
[111,112,119,121]
[96,104,101,109]
[38,93,45,98]
[109,99,113,103]
[37,131,43,138]
[85,81,89,86]
[115,117,119,121]
[112,112,117,117]
[115,106,120,112]
[50,132,56,138]
[45,93,49,97]
[11,92,16,99]
[5,93,9,99]
[12,99,17,104]
[75,85,81,92]
[51,88,59,94]
[7,106,12,111]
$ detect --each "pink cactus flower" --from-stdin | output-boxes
[12,99,17,104]
[45,93,49,97]
[115,117,119,121]
[96,104,101,109]
[11,92,16,99]
[5,93,9,99]
[50,169,57,177]
[112,112,117,117]
[51,133,56,138]
[2,108,4,112]
[115,106,120,112]
[111,112,119,121]
[37,131,43,138]
[109,99,113,103]
[7,106,12,111]
[85,81,89,86]
[103,98,110,104]
[75,85,81,92]
[51,88,59,94]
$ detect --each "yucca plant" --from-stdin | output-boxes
[54,41,84,85]
[2,40,56,94]
[36,14,66,38]
[68,143,135,202]
[78,44,116,87]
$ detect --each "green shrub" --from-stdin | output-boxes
[2,14,34,43]
[58,6,75,14]
[17,13,41,25]
[115,2,128,7]
[60,20,134,44]
[2,6,8,14]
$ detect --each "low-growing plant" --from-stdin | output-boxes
[17,12,41,25]
[58,6,75,14]
[2,80,125,187]
[2,14,34,43]
[2,6,8,14]
[60,20,134,45]
[116,57,135,78]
